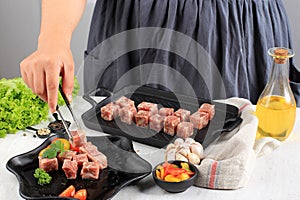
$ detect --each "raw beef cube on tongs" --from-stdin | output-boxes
[71,130,87,148]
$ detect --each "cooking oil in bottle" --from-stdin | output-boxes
[256,95,296,140]
[256,47,296,141]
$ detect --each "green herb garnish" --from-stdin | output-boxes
[34,168,52,185]
[42,140,65,159]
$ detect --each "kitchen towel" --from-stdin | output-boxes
[194,97,281,189]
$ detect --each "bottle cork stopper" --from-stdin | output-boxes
[274,48,288,64]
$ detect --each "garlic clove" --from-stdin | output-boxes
[166,143,176,152]
[188,152,201,165]
[185,138,195,145]
[189,143,204,159]
[174,138,184,146]
[175,152,189,162]
[166,148,176,161]
[178,147,190,157]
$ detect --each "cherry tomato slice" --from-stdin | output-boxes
[59,185,76,197]
[74,189,87,200]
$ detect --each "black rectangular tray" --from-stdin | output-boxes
[81,86,242,148]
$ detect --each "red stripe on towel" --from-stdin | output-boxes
[239,103,251,112]
[209,161,218,188]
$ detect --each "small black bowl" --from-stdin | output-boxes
[152,160,198,193]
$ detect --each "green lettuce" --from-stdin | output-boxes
[0,77,79,138]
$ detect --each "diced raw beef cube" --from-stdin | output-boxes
[190,112,209,129]
[119,106,137,125]
[57,150,77,163]
[71,130,87,148]
[176,122,194,139]
[149,114,165,132]
[81,162,100,180]
[164,116,180,136]
[198,103,215,120]
[101,102,120,121]
[174,108,191,122]
[80,142,108,169]
[73,153,88,167]
[39,157,58,172]
[159,108,174,116]
[115,96,135,108]
[134,110,150,127]
[137,102,158,115]
[62,159,78,179]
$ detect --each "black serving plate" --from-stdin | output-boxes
[6,135,152,200]
[82,86,242,149]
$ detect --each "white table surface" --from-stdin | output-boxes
[1,97,300,200]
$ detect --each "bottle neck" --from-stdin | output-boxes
[268,59,289,83]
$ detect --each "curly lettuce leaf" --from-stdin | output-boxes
[0,77,79,138]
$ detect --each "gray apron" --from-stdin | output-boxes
[84,0,300,105]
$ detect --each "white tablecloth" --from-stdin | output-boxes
[1,97,300,200]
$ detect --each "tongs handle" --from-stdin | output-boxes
[56,105,73,143]
[58,84,81,130]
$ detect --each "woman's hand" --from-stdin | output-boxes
[20,0,86,113]
[20,37,74,113]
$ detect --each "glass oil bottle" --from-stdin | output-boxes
[256,47,296,141]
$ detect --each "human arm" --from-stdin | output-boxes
[20,0,87,113]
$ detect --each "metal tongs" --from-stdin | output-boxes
[55,84,81,143]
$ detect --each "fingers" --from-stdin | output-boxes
[61,54,75,102]
[46,67,60,113]
[20,47,75,113]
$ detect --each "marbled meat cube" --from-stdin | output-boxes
[190,112,209,129]
[101,102,120,121]
[57,150,77,163]
[115,96,135,108]
[119,106,137,125]
[149,114,165,132]
[164,116,180,136]
[135,110,150,127]
[174,108,191,122]
[80,142,108,169]
[71,130,87,148]
[73,153,88,167]
[159,108,174,116]
[81,162,100,180]
[176,122,194,139]
[137,102,158,115]
[198,103,215,120]
[39,157,58,172]
[62,159,78,179]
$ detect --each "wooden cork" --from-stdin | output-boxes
[274,48,288,64]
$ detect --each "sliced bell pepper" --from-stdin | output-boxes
[176,172,190,181]
[164,174,181,182]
